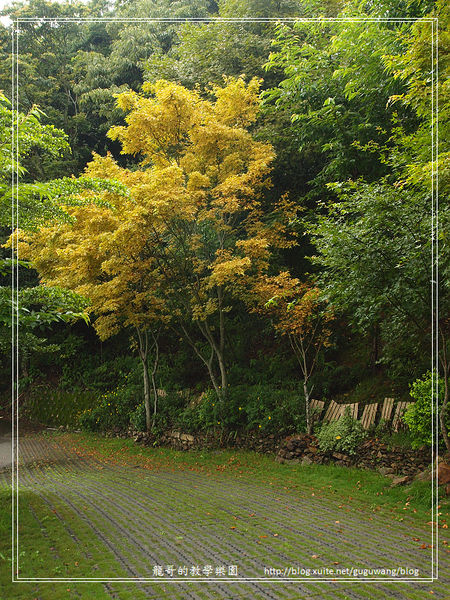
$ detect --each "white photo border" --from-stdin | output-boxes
[10,14,439,584]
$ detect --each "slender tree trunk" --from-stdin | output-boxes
[303,380,311,435]
[136,327,151,432]
[142,355,152,432]
[217,287,227,394]
[217,351,227,392]
[289,333,314,435]
[179,323,223,401]
[206,354,223,400]
[150,329,160,430]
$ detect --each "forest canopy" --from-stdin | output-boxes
[0,0,448,449]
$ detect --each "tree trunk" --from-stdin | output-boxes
[150,329,160,430]
[217,348,227,395]
[304,380,311,435]
[136,327,151,432]
[182,319,227,403]
[217,287,227,396]
[142,355,152,433]
[289,333,315,435]
[205,350,223,402]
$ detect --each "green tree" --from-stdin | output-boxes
[143,0,303,90]
[262,11,418,202]
[0,91,92,386]
[309,1,449,450]
[0,0,99,175]
[0,280,89,380]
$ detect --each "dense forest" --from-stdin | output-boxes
[0,0,448,453]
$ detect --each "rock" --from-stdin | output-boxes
[438,462,450,486]
[275,456,285,464]
[378,467,395,476]
[180,433,194,442]
[307,446,318,454]
[390,475,411,487]
[301,456,313,466]
[332,452,350,461]
[415,469,431,482]
[290,458,301,464]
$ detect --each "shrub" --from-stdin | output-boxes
[61,355,140,391]
[129,403,147,432]
[402,371,448,449]
[130,390,188,433]
[177,389,220,432]
[77,382,141,432]
[23,386,96,427]
[176,384,305,434]
[238,384,305,434]
[317,407,367,455]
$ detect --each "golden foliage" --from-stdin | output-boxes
[15,77,298,337]
[253,271,334,343]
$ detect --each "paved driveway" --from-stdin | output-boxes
[0,430,448,599]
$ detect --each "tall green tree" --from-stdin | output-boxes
[309,1,449,449]
[143,0,304,90]
[0,91,91,384]
[262,10,419,203]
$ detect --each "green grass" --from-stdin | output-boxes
[0,488,153,600]
[0,484,218,600]
[53,431,447,525]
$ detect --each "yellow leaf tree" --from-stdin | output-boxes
[253,272,334,434]
[16,160,167,431]
[17,77,296,407]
